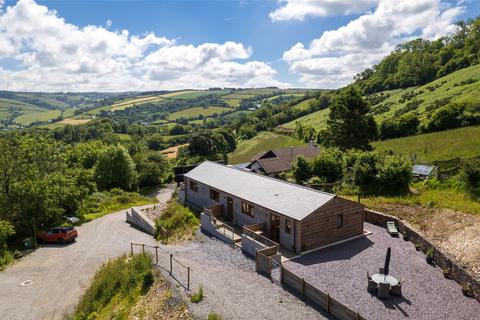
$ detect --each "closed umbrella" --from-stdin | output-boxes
[384,247,391,276]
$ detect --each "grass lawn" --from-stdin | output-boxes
[281,108,330,129]
[228,131,306,164]
[372,125,480,163]
[167,106,231,120]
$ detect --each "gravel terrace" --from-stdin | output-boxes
[156,232,330,320]
[283,222,480,320]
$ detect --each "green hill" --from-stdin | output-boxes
[281,64,480,131]
[228,131,305,164]
[372,125,480,163]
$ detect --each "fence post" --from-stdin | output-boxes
[280,265,283,285]
[155,246,158,265]
[269,257,273,282]
[255,250,259,272]
[302,278,306,302]
[130,243,133,256]
[169,254,173,275]
[187,267,190,291]
[327,294,330,313]
[142,244,145,254]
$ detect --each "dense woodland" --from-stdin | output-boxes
[354,17,480,93]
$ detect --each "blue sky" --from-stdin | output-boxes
[0,0,479,91]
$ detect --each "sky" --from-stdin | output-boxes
[0,0,478,92]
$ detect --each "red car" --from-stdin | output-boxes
[37,226,78,244]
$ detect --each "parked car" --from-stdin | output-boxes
[64,216,80,224]
[37,226,78,244]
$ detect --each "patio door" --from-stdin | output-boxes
[227,197,233,220]
[270,214,280,242]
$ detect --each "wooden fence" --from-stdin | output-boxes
[131,242,192,291]
[281,267,366,320]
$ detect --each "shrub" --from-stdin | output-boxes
[460,157,480,194]
[292,156,312,184]
[0,220,15,269]
[310,148,344,183]
[208,312,222,320]
[70,253,153,320]
[155,199,199,242]
[190,285,204,303]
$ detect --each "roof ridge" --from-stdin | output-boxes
[204,160,336,197]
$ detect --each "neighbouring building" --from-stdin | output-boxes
[181,161,364,253]
[246,144,319,177]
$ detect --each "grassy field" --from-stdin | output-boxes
[228,131,306,164]
[291,97,315,112]
[372,125,480,163]
[167,106,231,120]
[280,65,480,131]
[222,98,241,107]
[110,95,164,111]
[14,109,61,125]
[282,108,330,129]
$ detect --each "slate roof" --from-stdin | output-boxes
[249,145,319,174]
[184,161,336,221]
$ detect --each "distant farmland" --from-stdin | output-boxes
[167,106,231,120]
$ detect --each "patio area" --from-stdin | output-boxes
[283,222,480,320]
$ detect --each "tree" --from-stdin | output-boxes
[292,156,312,184]
[94,145,138,191]
[133,152,168,188]
[310,148,344,183]
[322,87,377,150]
[0,220,15,257]
[460,157,480,193]
[187,129,228,158]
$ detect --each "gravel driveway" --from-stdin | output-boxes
[0,185,175,320]
[158,233,329,320]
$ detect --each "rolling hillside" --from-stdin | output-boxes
[281,64,480,131]
[372,125,480,163]
[228,131,305,164]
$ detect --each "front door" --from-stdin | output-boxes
[227,197,233,220]
[270,214,280,242]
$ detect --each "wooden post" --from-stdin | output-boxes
[302,278,306,302]
[130,243,133,256]
[187,267,190,291]
[169,254,173,275]
[255,251,258,272]
[142,244,145,254]
[155,246,158,265]
[280,265,283,285]
[357,312,360,320]
[269,257,273,281]
[327,294,330,313]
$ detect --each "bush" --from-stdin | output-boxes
[155,199,199,242]
[310,148,344,183]
[292,156,312,184]
[190,285,204,303]
[460,157,480,194]
[0,220,15,269]
[208,312,222,320]
[70,253,153,320]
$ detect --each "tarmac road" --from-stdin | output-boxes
[0,185,174,320]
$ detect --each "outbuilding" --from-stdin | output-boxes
[182,161,365,253]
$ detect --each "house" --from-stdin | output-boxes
[246,144,319,177]
[181,161,364,253]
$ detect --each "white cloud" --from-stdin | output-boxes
[282,0,464,88]
[269,0,378,22]
[0,0,286,91]
[105,19,112,28]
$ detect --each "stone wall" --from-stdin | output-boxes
[365,209,480,302]
[200,212,234,245]
[125,207,156,237]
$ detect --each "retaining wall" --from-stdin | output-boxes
[200,212,234,244]
[126,207,156,236]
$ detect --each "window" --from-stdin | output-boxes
[241,201,254,217]
[189,181,198,192]
[337,214,343,228]
[285,219,292,234]
[209,189,219,202]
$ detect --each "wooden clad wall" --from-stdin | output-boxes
[300,197,364,252]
